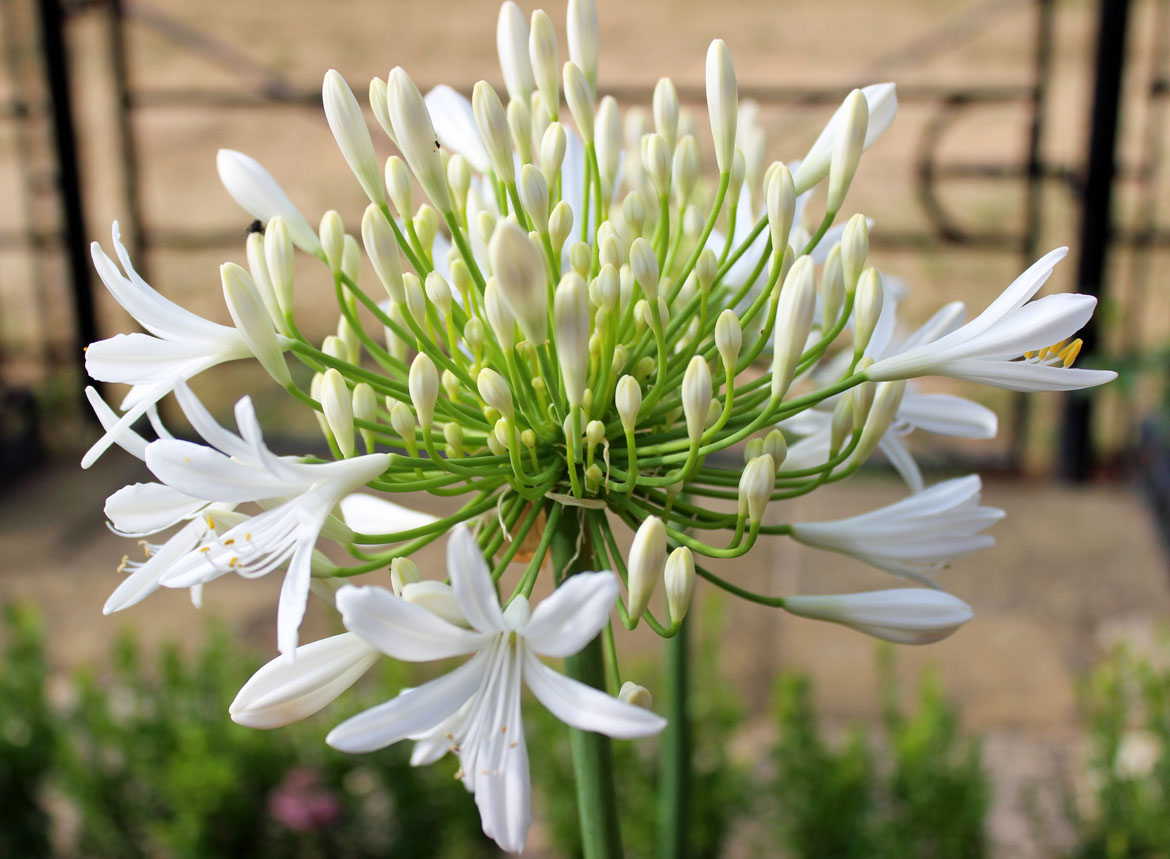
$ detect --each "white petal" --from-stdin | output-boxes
[424,85,491,173]
[104,482,207,536]
[231,632,379,729]
[171,380,254,460]
[336,584,490,661]
[447,526,506,634]
[81,383,169,469]
[877,435,924,494]
[523,571,618,658]
[326,650,488,753]
[940,360,1117,393]
[85,387,148,461]
[216,149,322,254]
[145,439,295,503]
[473,645,531,854]
[276,538,315,656]
[898,392,997,439]
[523,650,666,738]
[103,520,203,614]
[339,493,438,538]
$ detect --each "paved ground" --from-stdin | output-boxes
[2,453,1166,856]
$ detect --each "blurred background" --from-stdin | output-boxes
[2,0,1170,856]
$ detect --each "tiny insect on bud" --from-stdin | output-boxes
[627,516,666,622]
[664,545,696,624]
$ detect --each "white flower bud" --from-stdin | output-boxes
[641,132,671,197]
[696,247,718,294]
[622,191,647,235]
[322,334,347,363]
[784,589,973,645]
[567,0,599,92]
[402,581,468,627]
[384,155,413,221]
[319,210,345,272]
[477,367,514,422]
[627,516,666,622]
[529,10,559,119]
[853,267,884,357]
[705,40,737,173]
[629,237,660,301]
[549,201,574,252]
[729,147,746,204]
[506,97,534,164]
[497,1,534,101]
[323,70,385,206]
[337,316,360,365]
[618,681,654,710]
[852,376,876,427]
[794,83,896,195]
[664,546,696,624]
[593,264,620,310]
[321,368,355,457]
[739,454,775,523]
[353,382,376,452]
[744,437,763,463]
[539,122,568,187]
[369,76,397,141]
[216,149,321,254]
[483,277,516,348]
[770,256,817,400]
[820,243,845,328]
[616,375,641,432]
[464,317,486,353]
[841,214,869,292]
[402,272,427,327]
[387,66,452,213]
[361,204,405,303]
[425,271,453,318]
[414,204,440,253]
[263,216,294,317]
[385,301,408,360]
[563,62,594,142]
[568,241,591,278]
[827,89,868,213]
[762,428,788,468]
[390,400,417,451]
[715,309,742,372]
[489,219,549,344]
[444,421,465,458]
[229,633,378,729]
[586,419,605,448]
[596,95,621,197]
[220,262,290,386]
[672,136,701,206]
[682,356,712,443]
[408,353,439,432]
[245,231,283,332]
[447,154,471,210]
[390,557,422,596]
[766,163,796,258]
[472,81,515,184]
[519,163,550,233]
[830,394,854,457]
[852,380,905,464]
[555,272,590,408]
[653,77,679,150]
[341,234,361,286]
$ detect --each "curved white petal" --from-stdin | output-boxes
[326,650,488,753]
[898,392,997,439]
[145,439,295,503]
[523,650,666,738]
[523,571,618,658]
[216,149,322,254]
[103,519,204,614]
[424,85,491,173]
[336,584,490,661]
[339,493,439,538]
[85,386,148,461]
[877,434,924,494]
[81,382,169,469]
[104,482,207,536]
[231,632,379,728]
[938,360,1117,393]
[447,526,506,634]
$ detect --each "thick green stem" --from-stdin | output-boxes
[657,616,690,859]
[551,509,624,859]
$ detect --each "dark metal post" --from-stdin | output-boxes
[1059,0,1131,481]
[35,0,96,396]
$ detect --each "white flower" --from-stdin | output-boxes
[82,223,287,469]
[144,383,390,656]
[783,588,974,644]
[866,248,1118,391]
[326,525,666,854]
[788,475,1003,584]
[216,149,322,254]
[338,493,439,540]
[792,82,898,194]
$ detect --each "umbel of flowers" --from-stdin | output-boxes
[83,0,1115,853]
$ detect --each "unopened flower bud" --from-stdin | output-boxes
[472,80,515,183]
[497,1,534,102]
[596,95,621,195]
[783,589,973,645]
[490,219,549,344]
[390,557,421,596]
[323,69,385,206]
[446,154,471,210]
[221,262,290,386]
[353,382,376,452]
[519,163,550,233]
[245,231,283,332]
[444,422,465,458]
[321,368,355,457]
[549,201,574,251]
[477,367,514,422]
[627,516,666,622]
[729,147,746,206]
[641,132,671,197]
[369,76,395,143]
[483,278,516,349]
[841,214,869,291]
[529,10,559,118]
[384,155,413,220]
[739,454,775,523]
[853,380,906,464]
[616,375,641,432]
[322,334,347,363]
[820,243,845,328]
[567,241,590,278]
[664,546,696,624]
[715,309,742,371]
[563,62,594,142]
[263,217,294,317]
[319,210,345,272]
[634,355,656,381]
[390,401,418,454]
[402,272,426,327]
[770,256,817,400]
[696,248,718,294]
[630,237,660,300]
[763,429,788,468]
[425,271,453,318]
[744,436,763,463]
[653,77,680,150]
[706,39,737,173]
[853,267,884,357]
[538,122,567,186]
[336,316,360,365]
[767,163,796,258]
[387,67,451,213]
[506,97,534,164]
[622,191,647,235]
[827,89,868,213]
[586,419,605,449]
[831,394,854,456]
[408,353,439,432]
[216,149,320,255]
[682,356,712,443]
[487,430,506,456]
[672,136,701,206]
[567,0,599,89]
[619,681,653,709]
[555,272,590,407]
[357,208,400,304]
[852,377,876,427]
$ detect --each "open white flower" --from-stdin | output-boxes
[145,383,390,656]
[866,248,1118,391]
[789,475,1003,584]
[326,525,666,854]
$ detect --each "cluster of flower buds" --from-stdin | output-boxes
[82,0,1116,852]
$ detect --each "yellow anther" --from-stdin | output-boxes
[117,555,129,573]
[223,538,235,546]
[1024,350,1037,360]
[228,556,239,567]
[205,515,216,530]
[1058,338,1083,367]
[198,545,211,553]
[245,533,253,541]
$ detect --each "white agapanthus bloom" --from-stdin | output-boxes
[866,247,1118,391]
[789,475,1003,584]
[144,384,391,656]
[326,525,666,854]
[82,224,265,468]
